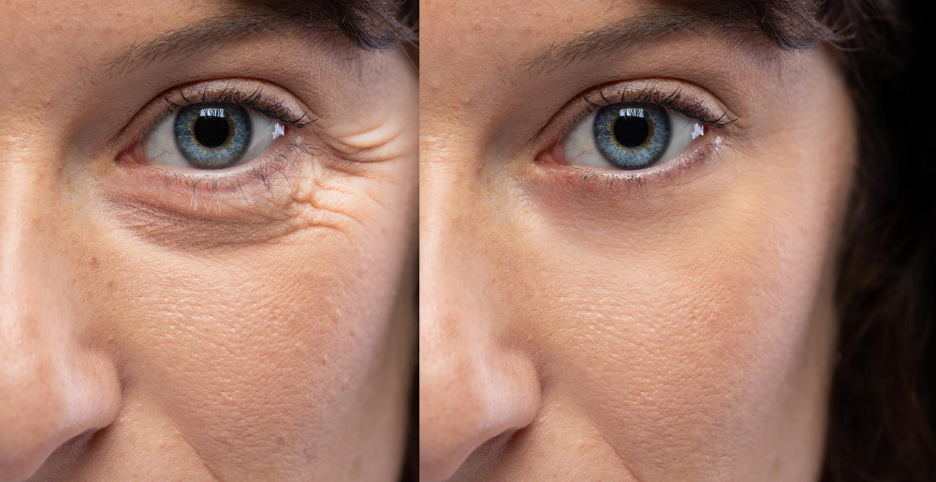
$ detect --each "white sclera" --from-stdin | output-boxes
[561,108,703,170]
[142,109,285,168]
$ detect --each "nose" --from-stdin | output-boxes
[0,178,121,480]
[418,181,542,481]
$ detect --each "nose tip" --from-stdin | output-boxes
[0,299,120,481]
[418,349,541,481]
[0,373,75,480]
[418,373,485,480]
[0,347,120,481]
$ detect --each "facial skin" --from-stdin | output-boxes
[0,0,416,480]
[420,0,854,480]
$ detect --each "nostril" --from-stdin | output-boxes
[0,353,121,480]
[49,429,98,463]
[0,425,106,481]
[420,427,523,481]
[24,429,103,479]
[466,429,518,464]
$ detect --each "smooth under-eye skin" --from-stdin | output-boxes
[0,0,416,480]
[420,0,853,480]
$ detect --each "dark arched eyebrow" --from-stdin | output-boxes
[521,5,829,76]
[102,0,415,76]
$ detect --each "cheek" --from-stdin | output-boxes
[79,172,415,477]
[504,191,841,476]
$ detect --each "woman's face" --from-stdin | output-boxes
[419,0,854,480]
[0,1,416,480]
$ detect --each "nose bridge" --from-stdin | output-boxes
[0,149,118,480]
[0,148,70,310]
[418,144,496,322]
[418,153,497,361]
[418,161,541,481]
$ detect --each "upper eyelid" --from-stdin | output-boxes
[582,84,738,128]
[163,83,315,128]
[109,78,315,151]
[531,78,739,153]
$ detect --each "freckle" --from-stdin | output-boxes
[89,256,100,269]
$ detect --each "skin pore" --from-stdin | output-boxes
[419,0,854,480]
[0,0,416,480]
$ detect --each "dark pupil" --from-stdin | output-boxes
[193,114,230,148]
[613,116,649,148]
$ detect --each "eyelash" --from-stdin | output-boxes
[149,141,315,205]
[536,82,737,194]
[114,81,322,208]
[151,83,315,135]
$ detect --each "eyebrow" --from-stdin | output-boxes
[521,6,823,75]
[102,1,414,76]
[102,11,314,76]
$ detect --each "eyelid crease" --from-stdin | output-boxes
[162,82,316,128]
[582,82,738,129]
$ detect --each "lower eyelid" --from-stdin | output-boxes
[103,152,382,249]
[533,135,728,199]
[110,140,316,217]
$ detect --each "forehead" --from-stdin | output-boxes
[0,0,225,57]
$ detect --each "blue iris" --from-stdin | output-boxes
[174,103,251,169]
[593,103,670,169]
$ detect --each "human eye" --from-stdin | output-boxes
[99,77,343,249]
[107,78,334,226]
[140,98,305,171]
[536,80,737,190]
[122,79,311,172]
